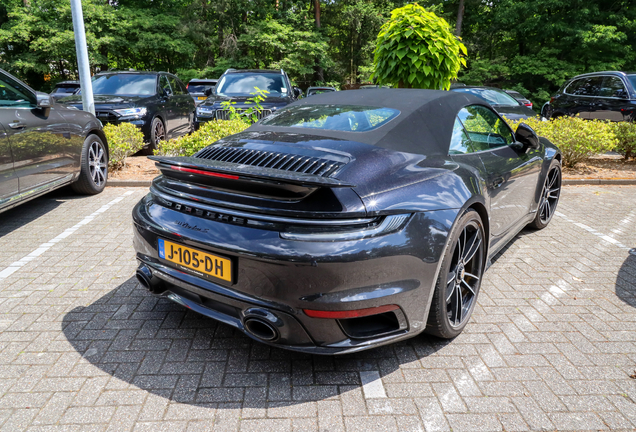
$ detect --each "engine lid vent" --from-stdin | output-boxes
[194,146,344,178]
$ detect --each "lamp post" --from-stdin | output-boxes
[70,0,95,115]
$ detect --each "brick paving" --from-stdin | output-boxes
[0,185,634,431]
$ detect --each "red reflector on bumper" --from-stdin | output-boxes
[170,165,239,180]
[303,304,399,319]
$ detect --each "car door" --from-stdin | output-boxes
[167,75,191,135]
[0,71,73,193]
[0,122,18,208]
[158,74,177,137]
[458,105,542,243]
[590,76,629,121]
[566,76,603,119]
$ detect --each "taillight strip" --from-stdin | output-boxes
[304,304,399,319]
[169,165,239,180]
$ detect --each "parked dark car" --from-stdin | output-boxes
[0,69,108,213]
[59,71,195,150]
[132,89,562,354]
[549,71,636,121]
[505,89,533,108]
[450,86,539,120]
[306,86,336,97]
[195,69,302,127]
[187,79,218,105]
[50,80,80,102]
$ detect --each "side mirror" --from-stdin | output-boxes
[204,88,213,96]
[293,87,302,98]
[36,92,52,108]
[514,123,540,151]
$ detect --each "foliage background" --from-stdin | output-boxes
[1,0,635,107]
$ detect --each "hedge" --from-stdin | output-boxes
[103,123,145,171]
[154,119,250,157]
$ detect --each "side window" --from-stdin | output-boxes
[568,77,602,96]
[449,118,473,154]
[159,75,172,95]
[458,105,514,151]
[599,76,627,98]
[167,76,185,95]
[0,74,36,108]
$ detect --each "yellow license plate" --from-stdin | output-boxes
[197,96,207,100]
[158,238,232,282]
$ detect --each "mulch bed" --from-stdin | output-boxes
[109,155,636,182]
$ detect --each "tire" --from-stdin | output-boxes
[426,209,486,339]
[71,134,108,195]
[149,117,166,149]
[528,159,562,230]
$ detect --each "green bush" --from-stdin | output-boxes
[505,116,617,168]
[103,123,145,171]
[372,3,466,89]
[612,121,636,160]
[155,119,250,157]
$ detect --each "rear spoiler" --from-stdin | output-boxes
[149,156,355,188]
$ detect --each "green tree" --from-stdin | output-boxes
[372,3,467,89]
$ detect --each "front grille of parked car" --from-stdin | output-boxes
[95,111,119,122]
[194,146,345,178]
[215,109,272,121]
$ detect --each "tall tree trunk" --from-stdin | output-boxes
[313,0,323,84]
[455,0,465,36]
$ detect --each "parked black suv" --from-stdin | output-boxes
[450,86,538,120]
[60,71,195,149]
[549,71,636,121]
[195,69,301,127]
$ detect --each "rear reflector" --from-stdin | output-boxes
[170,165,239,180]
[304,304,399,319]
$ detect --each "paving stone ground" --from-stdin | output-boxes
[0,185,634,432]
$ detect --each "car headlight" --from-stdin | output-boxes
[196,106,214,117]
[114,107,147,118]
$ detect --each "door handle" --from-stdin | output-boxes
[8,121,26,129]
[492,176,505,188]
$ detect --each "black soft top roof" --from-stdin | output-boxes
[249,88,487,156]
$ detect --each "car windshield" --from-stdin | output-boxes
[215,73,288,97]
[91,74,157,96]
[261,104,400,132]
[308,89,334,96]
[452,88,520,106]
[188,83,215,93]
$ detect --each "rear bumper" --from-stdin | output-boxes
[132,193,457,354]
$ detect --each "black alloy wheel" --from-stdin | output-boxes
[427,209,485,339]
[529,160,561,229]
[152,117,165,146]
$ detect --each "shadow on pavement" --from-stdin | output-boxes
[616,250,636,308]
[0,186,79,238]
[62,276,448,407]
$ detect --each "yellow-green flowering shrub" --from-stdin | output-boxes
[155,119,250,156]
[103,123,145,171]
[612,121,636,160]
[505,116,617,168]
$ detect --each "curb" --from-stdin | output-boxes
[562,178,636,186]
[107,178,636,188]
[106,180,152,188]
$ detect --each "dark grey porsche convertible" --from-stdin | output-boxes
[132,89,562,354]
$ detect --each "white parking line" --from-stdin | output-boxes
[359,371,387,398]
[555,211,632,251]
[0,191,134,281]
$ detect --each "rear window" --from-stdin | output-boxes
[188,84,215,93]
[52,86,78,94]
[260,105,400,132]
